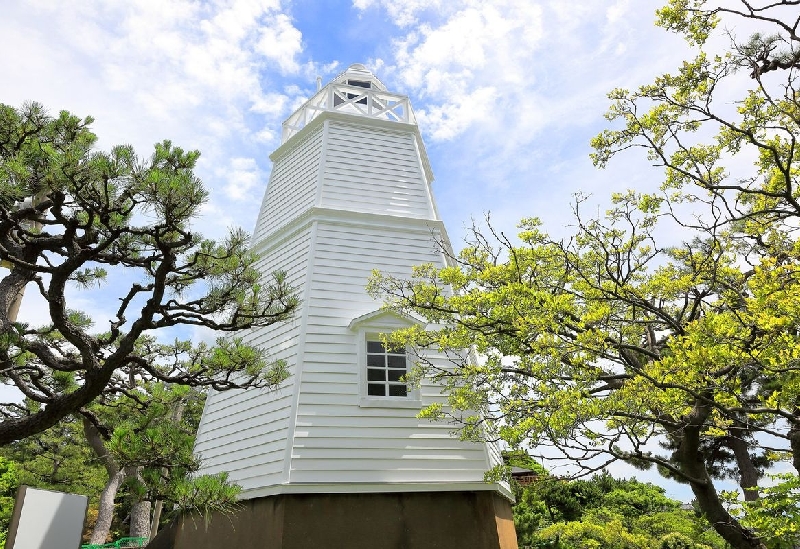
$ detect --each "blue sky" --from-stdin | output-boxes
[1,0,712,498]
[0,0,703,337]
[0,0,692,246]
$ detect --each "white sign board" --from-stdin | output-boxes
[5,486,88,549]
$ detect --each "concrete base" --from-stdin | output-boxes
[150,490,518,549]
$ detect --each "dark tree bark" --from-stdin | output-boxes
[790,412,800,476]
[674,401,766,549]
[728,432,760,502]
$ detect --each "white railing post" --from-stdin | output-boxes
[280,84,417,145]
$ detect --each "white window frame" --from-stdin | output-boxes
[356,332,421,408]
[349,310,424,408]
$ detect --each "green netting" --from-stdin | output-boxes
[115,537,148,547]
[81,536,148,549]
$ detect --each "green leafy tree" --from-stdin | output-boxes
[733,474,800,549]
[0,455,18,546]
[369,2,800,548]
[535,517,651,549]
[82,383,229,544]
[0,412,105,496]
[171,472,241,531]
[0,385,240,545]
[512,488,549,546]
[514,474,726,549]
[0,102,299,444]
[369,197,792,548]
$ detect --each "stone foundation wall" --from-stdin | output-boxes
[151,490,517,549]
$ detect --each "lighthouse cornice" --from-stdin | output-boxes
[239,480,514,500]
[250,205,449,257]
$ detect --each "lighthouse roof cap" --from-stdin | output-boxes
[331,63,388,92]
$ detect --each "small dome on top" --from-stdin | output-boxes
[332,63,388,92]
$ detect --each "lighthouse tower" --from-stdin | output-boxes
[181,65,517,549]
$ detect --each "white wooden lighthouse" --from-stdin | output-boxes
[176,65,517,549]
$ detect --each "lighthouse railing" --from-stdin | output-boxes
[281,84,416,144]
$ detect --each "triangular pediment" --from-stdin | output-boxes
[348,308,426,331]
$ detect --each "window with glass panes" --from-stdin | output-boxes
[366,340,407,397]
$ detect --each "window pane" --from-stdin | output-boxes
[365,339,408,399]
[388,368,405,382]
[367,341,384,353]
[388,385,407,397]
[348,80,372,88]
[368,368,385,381]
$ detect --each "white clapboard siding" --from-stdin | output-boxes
[251,125,323,243]
[193,65,509,500]
[193,227,312,489]
[284,220,490,486]
[320,121,433,219]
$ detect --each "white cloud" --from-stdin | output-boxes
[384,1,544,140]
[606,0,631,25]
[220,157,264,201]
[250,92,291,116]
[348,0,693,248]
[353,0,448,27]
[1,0,305,152]
[256,13,304,74]
[359,0,680,154]
[417,86,497,141]
[0,0,315,245]
[254,128,278,142]
[197,201,239,234]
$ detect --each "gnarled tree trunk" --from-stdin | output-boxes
[790,411,800,476]
[728,431,760,502]
[674,400,767,549]
[149,499,164,541]
[83,416,123,545]
[125,465,151,540]
[91,470,125,545]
